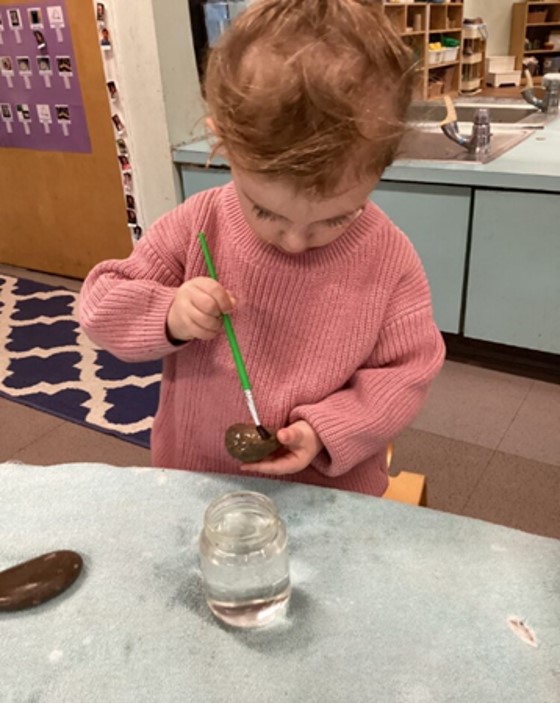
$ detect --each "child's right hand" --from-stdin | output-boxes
[166,277,236,342]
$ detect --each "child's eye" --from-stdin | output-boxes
[253,206,278,221]
[325,207,363,228]
[325,215,351,228]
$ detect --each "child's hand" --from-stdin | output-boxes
[166,277,236,342]
[241,420,323,475]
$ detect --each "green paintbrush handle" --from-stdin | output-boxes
[198,232,251,392]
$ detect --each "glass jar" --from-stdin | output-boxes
[199,491,291,628]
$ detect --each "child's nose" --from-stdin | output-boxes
[281,227,308,254]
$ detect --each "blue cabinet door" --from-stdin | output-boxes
[465,190,560,353]
[180,167,232,199]
[372,182,472,333]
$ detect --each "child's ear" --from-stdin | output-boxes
[205,117,229,161]
[204,118,229,167]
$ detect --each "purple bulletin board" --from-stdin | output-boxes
[0,0,91,152]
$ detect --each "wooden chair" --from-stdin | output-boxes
[381,444,427,507]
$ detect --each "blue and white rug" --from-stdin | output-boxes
[0,275,161,447]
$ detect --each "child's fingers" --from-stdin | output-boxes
[190,278,235,315]
[187,321,220,341]
[189,288,224,317]
[277,426,304,448]
[226,290,237,308]
[187,305,222,334]
[167,278,234,342]
[240,455,305,475]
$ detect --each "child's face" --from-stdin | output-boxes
[231,166,377,256]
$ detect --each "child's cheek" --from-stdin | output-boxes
[252,220,279,244]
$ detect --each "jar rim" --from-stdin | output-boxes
[203,491,280,549]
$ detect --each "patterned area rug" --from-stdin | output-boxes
[0,275,161,447]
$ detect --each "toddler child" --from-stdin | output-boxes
[80,0,445,496]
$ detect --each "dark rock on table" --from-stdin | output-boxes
[0,550,83,612]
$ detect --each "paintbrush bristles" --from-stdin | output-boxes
[256,425,272,440]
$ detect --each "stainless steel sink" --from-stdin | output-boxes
[396,97,556,163]
[457,106,540,124]
[395,127,533,164]
[407,99,550,129]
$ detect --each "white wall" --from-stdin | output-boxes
[151,2,207,146]
[102,0,205,226]
[464,0,516,56]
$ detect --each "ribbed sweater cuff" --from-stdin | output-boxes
[141,286,185,357]
[81,284,183,362]
[290,404,378,478]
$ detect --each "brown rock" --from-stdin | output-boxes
[225,423,281,463]
[0,550,83,612]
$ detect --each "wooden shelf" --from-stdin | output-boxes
[461,77,482,91]
[461,21,486,93]
[428,60,460,69]
[383,1,464,99]
[463,52,483,64]
[511,1,560,70]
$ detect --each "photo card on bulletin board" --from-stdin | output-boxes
[28,7,44,28]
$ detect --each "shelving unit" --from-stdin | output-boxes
[381,1,464,100]
[461,23,487,94]
[510,1,560,83]
[382,2,426,99]
[426,2,463,99]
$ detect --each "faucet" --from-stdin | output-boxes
[440,95,491,159]
[522,70,560,114]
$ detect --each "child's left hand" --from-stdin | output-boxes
[241,420,323,475]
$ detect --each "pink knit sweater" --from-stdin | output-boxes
[79,183,445,496]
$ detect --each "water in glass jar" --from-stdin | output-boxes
[200,499,291,628]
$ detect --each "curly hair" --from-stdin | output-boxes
[204,0,415,195]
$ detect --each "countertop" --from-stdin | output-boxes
[173,117,560,193]
[1,463,559,703]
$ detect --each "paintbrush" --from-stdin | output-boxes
[198,232,271,440]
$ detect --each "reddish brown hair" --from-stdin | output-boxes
[204,0,415,195]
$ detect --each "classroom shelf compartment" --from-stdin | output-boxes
[381,0,464,100]
[511,0,560,71]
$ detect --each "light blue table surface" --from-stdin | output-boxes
[1,463,559,703]
[173,117,560,193]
